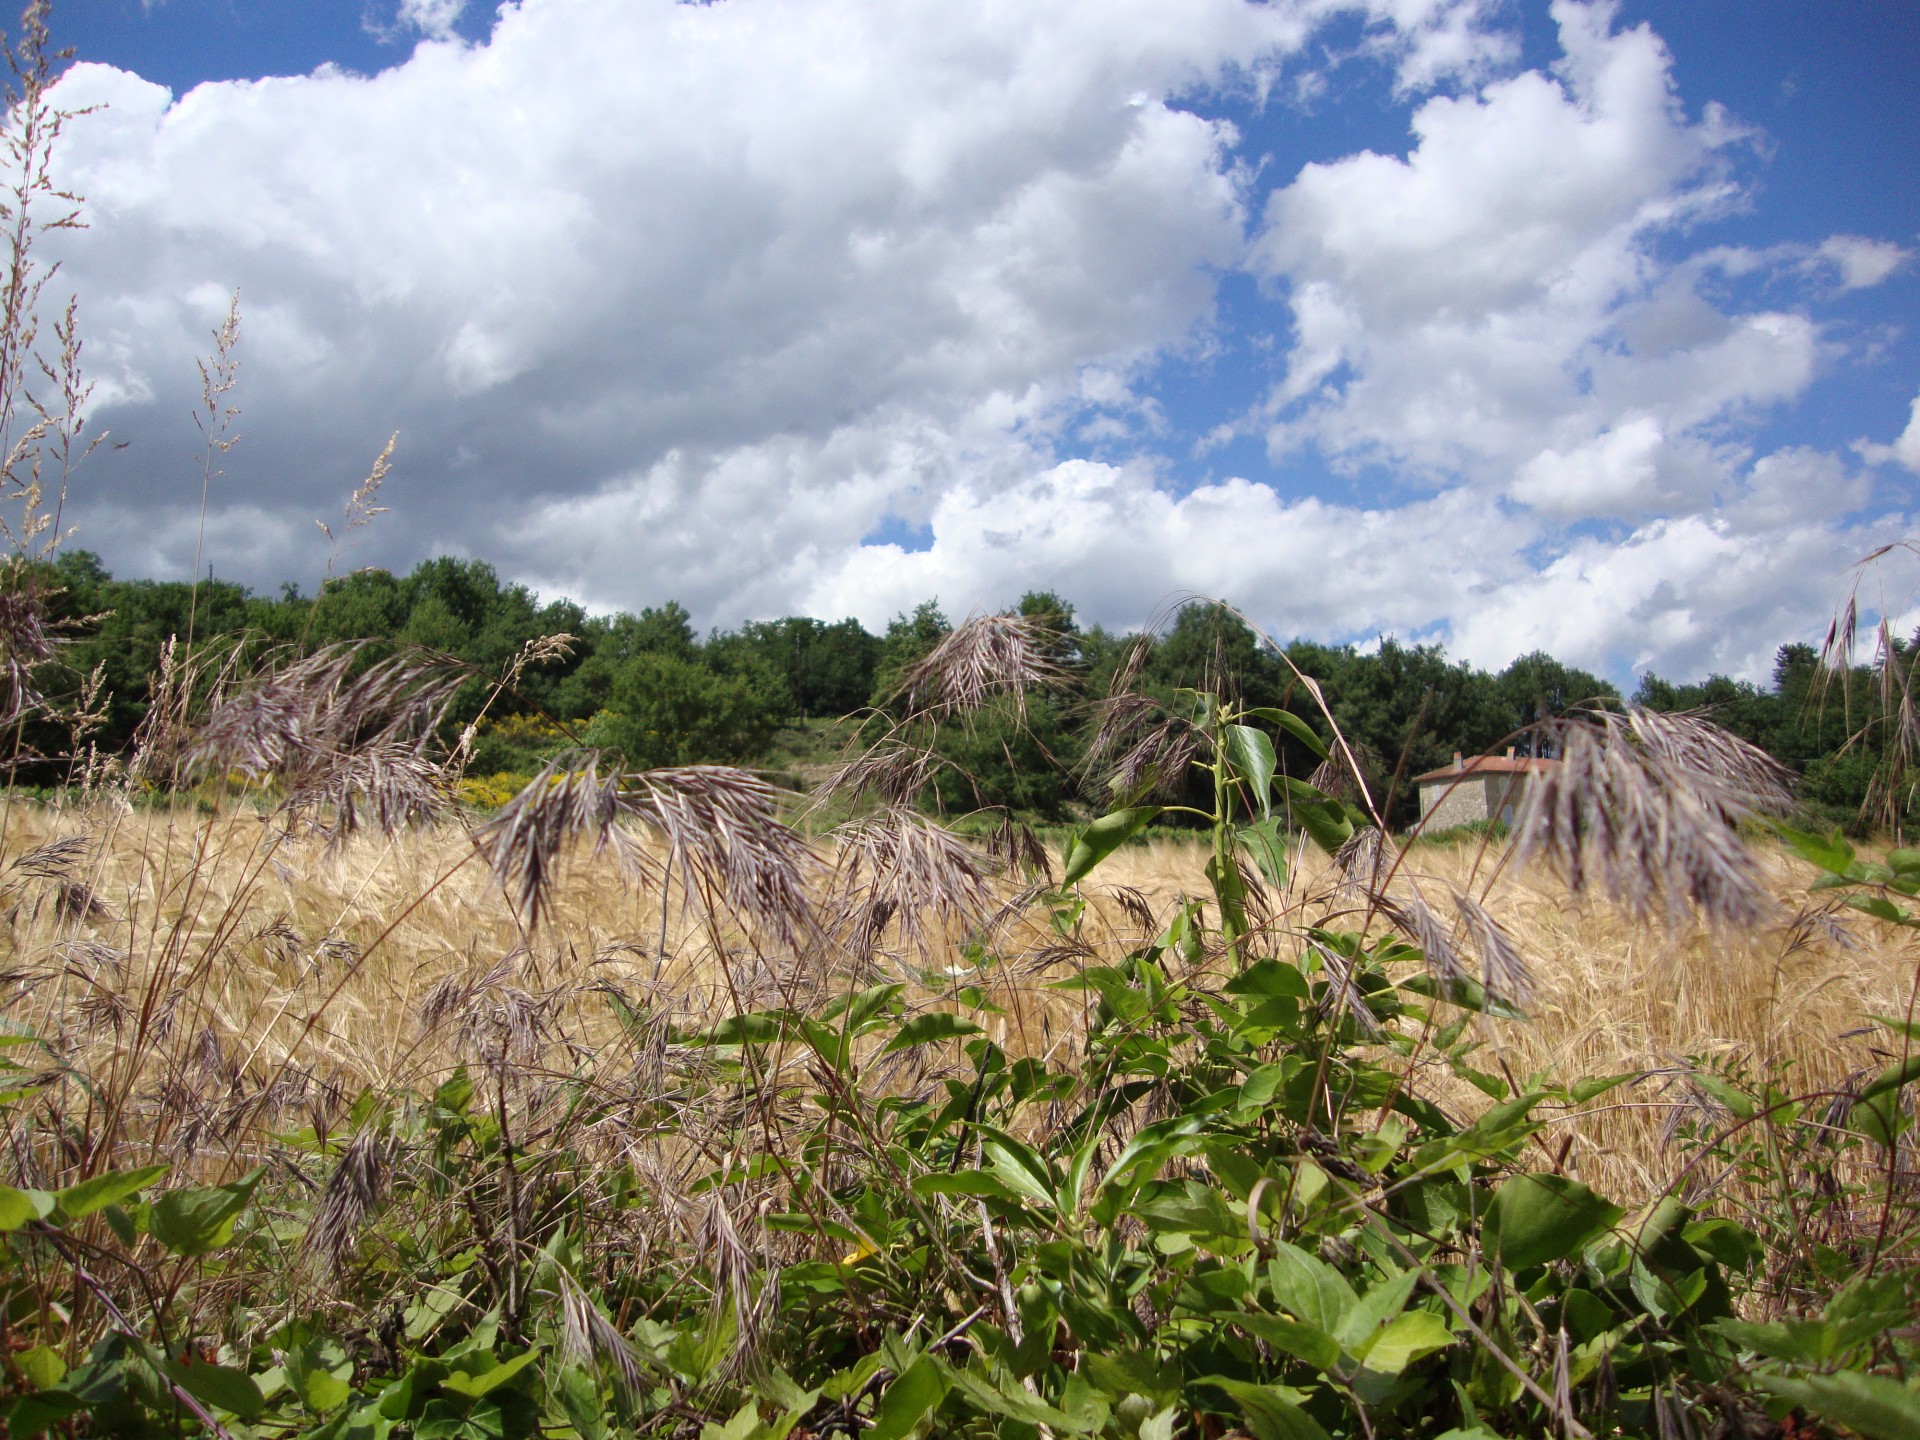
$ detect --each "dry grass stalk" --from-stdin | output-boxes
[1514,707,1794,929]
[830,805,997,953]
[307,1126,396,1271]
[184,289,242,651]
[1815,545,1920,836]
[315,433,395,568]
[556,1266,646,1403]
[0,0,97,551]
[479,755,814,951]
[886,611,1070,721]
[187,642,464,844]
[450,631,577,776]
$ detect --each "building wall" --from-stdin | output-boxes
[1419,774,1492,830]
[1419,771,1536,830]
[1488,773,1529,825]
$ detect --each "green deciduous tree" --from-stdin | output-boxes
[595,650,781,770]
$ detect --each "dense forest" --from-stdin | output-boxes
[22,549,1885,829]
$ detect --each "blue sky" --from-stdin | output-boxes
[36,0,1920,681]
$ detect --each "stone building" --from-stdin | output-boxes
[1413,750,1557,830]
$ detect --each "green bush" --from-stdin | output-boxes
[595,650,782,769]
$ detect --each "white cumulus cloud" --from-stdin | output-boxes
[48,0,1293,585]
[1814,234,1912,291]
[1858,394,1920,476]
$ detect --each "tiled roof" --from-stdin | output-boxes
[1411,754,1558,785]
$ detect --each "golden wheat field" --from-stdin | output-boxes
[0,799,1908,1207]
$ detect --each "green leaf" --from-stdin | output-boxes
[1334,1269,1420,1352]
[1238,816,1290,888]
[161,1355,266,1420]
[1205,849,1250,940]
[14,1347,64,1392]
[434,1068,475,1114]
[1232,1314,1341,1372]
[148,1167,264,1256]
[1412,1091,1545,1169]
[1715,1317,1841,1366]
[1850,1090,1909,1148]
[1278,779,1354,854]
[1224,725,1278,820]
[911,1171,1033,1207]
[695,1011,786,1047]
[1238,1063,1288,1112]
[1095,1114,1205,1200]
[1225,959,1311,1000]
[1777,826,1857,878]
[879,1011,984,1055]
[378,1358,449,1420]
[0,1390,88,1437]
[1399,972,1527,1021]
[1241,708,1330,762]
[866,1354,948,1440]
[1489,1173,1624,1271]
[438,1350,539,1399]
[701,1401,766,1440]
[1061,807,1162,887]
[54,1164,169,1220]
[944,1365,1082,1429]
[1201,1379,1331,1440]
[1264,1242,1358,1335]
[1690,1072,1757,1122]
[1859,1053,1920,1104]
[983,1137,1060,1209]
[1848,895,1912,925]
[298,1365,353,1414]
[1569,1073,1636,1104]
[1759,1373,1920,1440]
[0,1184,54,1232]
[1354,1310,1454,1375]
[1826,1269,1920,1337]
[550,1364,609,1440]
[822,982,904,1031]
[102,1205,137,1247]
[1132,1183,1242,1240]
[1850,1053,1920,1146]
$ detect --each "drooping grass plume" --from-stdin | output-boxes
[307,1126,396,1271]
[479,753,814,950]
[808,736,945,811]
[885,610,1070,720]
[830,804,997,952]
[623,765,816,952]
[478,751,637,929]
[1082,690,1200,804]
[0,566,57,724]
[187,642,465,843]
[556,1266,647,1404]
[1513,706,1794,929]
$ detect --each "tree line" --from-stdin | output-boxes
[23,549,1890,829]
